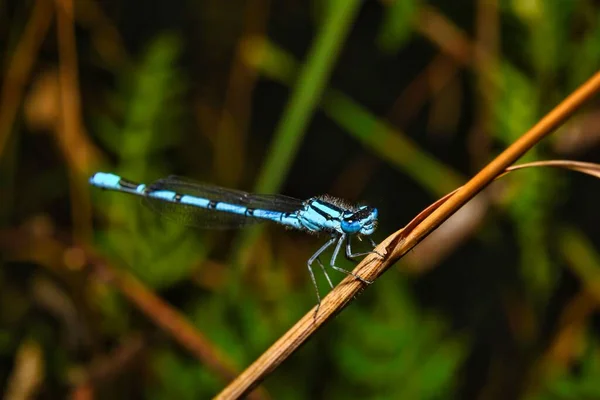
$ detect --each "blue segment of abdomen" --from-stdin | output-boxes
[90,172,122,188]
[89,172,146,195]
[180,195,210,207]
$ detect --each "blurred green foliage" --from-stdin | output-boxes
[1,0,600,399]
[94,33,203,289]
[377,0,420,53]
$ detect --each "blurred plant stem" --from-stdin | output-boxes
[228,0,363,297]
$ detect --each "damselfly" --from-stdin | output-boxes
[90,172,382,313]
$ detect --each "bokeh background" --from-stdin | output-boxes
[2,0,600,398]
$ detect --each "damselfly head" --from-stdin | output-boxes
[340,205,378,235]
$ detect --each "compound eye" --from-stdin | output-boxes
[341,219,361,233]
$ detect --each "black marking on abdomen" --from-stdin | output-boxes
[174,193,182,202]
[119,178,139,190]
[207,200,218,209]
[245,208,255,216]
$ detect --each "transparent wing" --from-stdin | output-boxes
[142,175,305,229]
[142,200,260,229]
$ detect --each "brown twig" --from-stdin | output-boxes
[54,0,101,172]
[526,290,596,397]
[213,0,271,187]
[100,265,239,379]
[469,0,498,168]
[215,70,600,399]
[414,4,503,97]
[0,0,53,159]
[69,334,146,399]
[55,0,102,244]
[390,53,460,127]
[88,256,271,400]
[522,224,600,397]
[0,229,270,400]
[74,0,130,69]
[4,339,44,400]
[416,5,473,66]
[521,228,600,397]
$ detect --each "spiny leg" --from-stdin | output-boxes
[329,234,372,284]
[367,236,377,248]
[346,235,385,260]
[307,236,337,317]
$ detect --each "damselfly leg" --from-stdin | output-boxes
[307,234,375,319]
[307,236,337,317]
[328,234,373,284]
[346,235,385,260]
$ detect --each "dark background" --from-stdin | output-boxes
[1,0,600,398]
